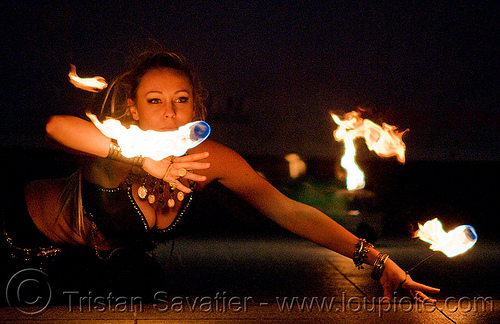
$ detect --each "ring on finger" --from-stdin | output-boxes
[168,180,176,190]
[178,168,187,177]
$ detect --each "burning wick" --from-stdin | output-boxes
[407,218,478,273]
[331,111,407,191]
[87,113,211,160]
[68,64,108,92]
[416,218,477,258]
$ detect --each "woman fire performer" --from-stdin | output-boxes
[2,52,439,302]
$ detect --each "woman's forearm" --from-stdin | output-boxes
[45,115,111,157]
[273,201,380,266]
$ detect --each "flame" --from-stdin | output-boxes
[87,113,211,160]
[416,218,477,258]
[331,111,407,190]
[68,64,108,92]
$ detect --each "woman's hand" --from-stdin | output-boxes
[379,258,440,303]
[143,152,210,193]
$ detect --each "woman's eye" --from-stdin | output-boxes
[147,98,162,104]
[174,97,189,103]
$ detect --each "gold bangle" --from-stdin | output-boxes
[371,253,389,280]
[353,238,373,270]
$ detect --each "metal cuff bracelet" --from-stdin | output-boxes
[370,253,389,280]
[353,238,374,269]
[107,139,145,168]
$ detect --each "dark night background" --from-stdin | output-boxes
[0,1,499,239]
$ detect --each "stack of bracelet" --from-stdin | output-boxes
[353,238,373,269]
[371,253,389,280]
[107,139,145,168]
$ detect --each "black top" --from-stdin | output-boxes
[82,178,193,248]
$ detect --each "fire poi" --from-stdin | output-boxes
[406,218,478,274]
[87,113,211,159]
[69,64,211,159]
[331,111,407,190]
[68,64,108,92]
[416,218,477,258]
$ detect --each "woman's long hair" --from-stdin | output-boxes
[58,169,85,237]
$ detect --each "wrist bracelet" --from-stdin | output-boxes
[370,253,389,280]
[107,139,145,168]
[353,238,373,269]
[162,156,176,181]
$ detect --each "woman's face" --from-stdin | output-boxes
[129,68,195,131]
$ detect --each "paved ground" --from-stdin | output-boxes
[0,232,498,323]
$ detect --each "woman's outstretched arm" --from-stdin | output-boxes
[196,140,440,302]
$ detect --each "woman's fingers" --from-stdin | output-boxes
[382,275,440,304]
[159,152,210,183]
[177,161,211,172]
[182,171,207,182]
[410,290,437,304]
[382,285,438,304]
[174,180,192,193]
[173,152,209,162]
[165,162,210,181]
[143,152,210,183]
[403,276,441,295]
[380,268,440,304]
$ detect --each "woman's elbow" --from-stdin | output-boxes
[45,115,68,141]
[45,115,58,137]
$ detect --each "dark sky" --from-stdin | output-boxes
[1,1,498,161]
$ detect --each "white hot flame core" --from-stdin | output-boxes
[331,111,407,191]
[341,132,365,190]
[87,113,211,160]
[417,218,477,258]
[68,64,108,92]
